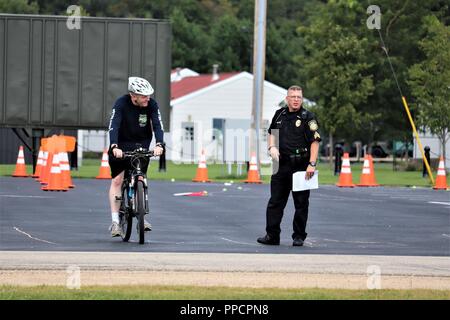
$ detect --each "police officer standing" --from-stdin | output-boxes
[257,85,321,246]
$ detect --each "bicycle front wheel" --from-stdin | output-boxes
[120,188,133,242]
[135,181,146,244]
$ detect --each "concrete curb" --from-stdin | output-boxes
[1,251,449,290]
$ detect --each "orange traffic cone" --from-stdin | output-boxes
[39,152,52,185]
[12,146,29,177]
[96,150,112,179]
[42,153,67,191]
[336,152,355,187]
[192,149,211,182]
[244,152,262,184]
[433,156,448,190]
[59,152,75,188]
[32,147,44,178]
[357,154,379,187]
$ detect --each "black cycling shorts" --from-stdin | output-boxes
[108,149,150,179]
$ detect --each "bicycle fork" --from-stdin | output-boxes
[130,176,149,214]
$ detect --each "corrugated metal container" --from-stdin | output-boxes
[0,14,171,130]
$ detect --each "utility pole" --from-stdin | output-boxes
[250,0,267,171]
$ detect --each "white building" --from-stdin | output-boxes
[167,69,290,164]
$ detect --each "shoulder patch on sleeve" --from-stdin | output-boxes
[308,120,318,131]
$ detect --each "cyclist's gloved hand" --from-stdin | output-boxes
[154,145,164,156]
[111,144,123,158]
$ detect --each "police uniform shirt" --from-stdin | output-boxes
[268,107,321,157]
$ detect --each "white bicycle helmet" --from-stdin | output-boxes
[128,76,154,95]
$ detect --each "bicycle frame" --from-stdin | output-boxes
[122,163,148,215]
[117,148,155,243]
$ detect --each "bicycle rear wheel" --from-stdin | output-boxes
[135,181,146,244]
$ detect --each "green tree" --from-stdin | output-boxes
[209,14,252,72]
[265,19,304,89]
[295,1,375,162]
[359,0,449,157]
[0,0,39,13]
[408,15,450,161]
[170,8,213,72]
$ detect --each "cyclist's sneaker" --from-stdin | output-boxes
[136,219,152,232]
[144,219,152,231]
[110,222,122,237]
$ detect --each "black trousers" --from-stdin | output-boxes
[265,160,310,241]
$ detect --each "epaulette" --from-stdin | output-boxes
[273,107,287,122]
[300,108,312,120]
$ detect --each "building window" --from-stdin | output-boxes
[212,118,225,140]
[184,126,194,141]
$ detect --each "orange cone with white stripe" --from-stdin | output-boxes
[96,150,112,179]
[38,151,50,183]
[192,149,211,182]
[433,156,448,190]
[59,152,75,188]
[336,152,355,187]
[12,146,29,177]
[244,152,262,184]
[357,154,379,187]
[42,153,67,191]
[32,147,45,178]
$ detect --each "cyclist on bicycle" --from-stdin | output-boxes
[108,76,164,237]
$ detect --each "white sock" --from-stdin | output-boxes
[111,212,120,224]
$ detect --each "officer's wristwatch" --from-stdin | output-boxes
[309,161,317,167]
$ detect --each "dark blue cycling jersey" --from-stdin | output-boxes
[108,94,164,151]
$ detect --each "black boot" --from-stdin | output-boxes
[257,234,280,245]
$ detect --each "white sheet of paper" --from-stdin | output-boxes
[292,171,319,191]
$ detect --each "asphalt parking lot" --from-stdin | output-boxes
[0,176,449,256]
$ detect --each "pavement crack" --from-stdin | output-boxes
[220,237,259,246]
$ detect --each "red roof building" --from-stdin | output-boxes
[167,69,289,163]
[171,72,239,100]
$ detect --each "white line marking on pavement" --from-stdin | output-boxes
[220,237,259,246]
[321,238,408,247]
[13,227,57,245]
[0,195,54,199]
[322,238,380,244]
[442,234,450,239]
[429,202,450,206]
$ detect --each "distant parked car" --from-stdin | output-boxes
[320,140,363,158]
[393,141,413,157]
[371,144,389,158]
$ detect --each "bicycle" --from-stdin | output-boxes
[115,147,156,244]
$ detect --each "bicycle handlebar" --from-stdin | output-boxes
[122,148,156,159]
